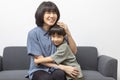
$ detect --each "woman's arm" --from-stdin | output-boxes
[57,22,77,54]
[66,31,77,54]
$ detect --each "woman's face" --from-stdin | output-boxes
[43,11,58,27]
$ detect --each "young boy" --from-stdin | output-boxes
[35,25,83,80]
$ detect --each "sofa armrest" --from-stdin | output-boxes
[98,55,117,80]
[0,56,2,71]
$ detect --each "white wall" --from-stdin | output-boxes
[0,0,119,79]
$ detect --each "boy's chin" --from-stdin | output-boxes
[55,44,59,46]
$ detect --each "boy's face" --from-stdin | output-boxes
[51,33,64,46]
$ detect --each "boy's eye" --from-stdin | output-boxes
[57,35,61,38]
[51,35,55,38]
[52,35,55,37]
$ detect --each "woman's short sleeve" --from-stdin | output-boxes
[27,31,42,56]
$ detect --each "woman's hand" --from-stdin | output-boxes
[57,22,77,54]
[58,65,79,79]
[57,22,71,36]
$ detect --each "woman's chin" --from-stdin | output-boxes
[48,22,56,26]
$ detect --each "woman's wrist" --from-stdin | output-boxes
[66,31,71,37]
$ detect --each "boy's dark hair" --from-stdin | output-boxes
[35,1,60,27]
[49,25,66,36]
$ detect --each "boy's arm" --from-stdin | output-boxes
[34,43,68,64]
[34,55,54,64]
[50,44,68,64]
[34,53,79,78]
[42,62,79,79]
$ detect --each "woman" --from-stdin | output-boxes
[27,1,78,80]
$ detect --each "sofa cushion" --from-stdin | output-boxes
[76,47,98,70]
[0,70,29,80]
[82,70,115,80]
[0,56,2,71]
[3,47,30,70]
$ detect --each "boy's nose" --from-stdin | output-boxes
[54,38,58,41]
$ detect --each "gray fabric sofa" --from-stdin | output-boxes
[0,47,29,80]
[0,46,117,80]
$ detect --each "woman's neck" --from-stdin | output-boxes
[43,24,50,31]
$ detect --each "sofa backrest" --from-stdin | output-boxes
[75,47,98,70]
[3,46,30,70]
[2,46,98,71]
[0,56,2,71]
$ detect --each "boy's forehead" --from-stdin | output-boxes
[52,33,62,36]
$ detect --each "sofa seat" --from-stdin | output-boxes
[83,70,115,80]
[0,70,28,80]
[0,46,117,80]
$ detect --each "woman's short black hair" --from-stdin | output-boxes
[35,1,60,27]
[49,24,66,36]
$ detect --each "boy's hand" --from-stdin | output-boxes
[58,65,79,78]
